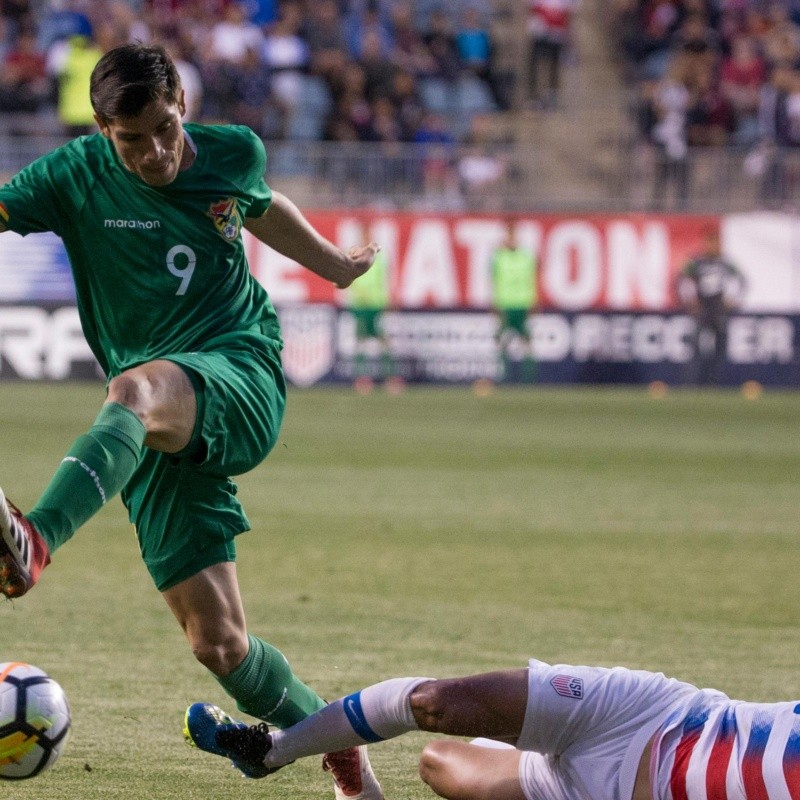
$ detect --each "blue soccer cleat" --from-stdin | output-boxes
[183,702,279,779]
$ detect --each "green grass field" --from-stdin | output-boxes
[2,382,799,799]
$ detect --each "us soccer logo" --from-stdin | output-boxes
[207,198,242,242]
[550,675,584,699]
[279,305,337,387]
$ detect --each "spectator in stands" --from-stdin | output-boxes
[679,0,721,34]
[424,8,461,83]
[360,28,395,103]
[388,1,436,78]
[742,6,771,44]
[720,34,766,146]
[230,45,276,137]
[527,0,578,109]
[371,95,402,143]
[624,0,681,81]
[389,67,424,140]
[669,13,720,85]
[650,58,691,209]
[1,0,33,38]
[247,0,278,28]
[304,0,349,90]
[0,26,50,114]
[330,60,375,141]
[0,17,8,66]
[196,1,265,126]
[753,61,800,206]
[455,6,508,109]
[788,67,800,141]
[261,0,310,134]
[716,6,748,54]
[456,8,491,79]
[344,0,393,62]
[207,2,264,66]
[458,112,508,211]
[685,65,732,147]
[110,2,151,47]
[36,0,93,52]
[762,3,800,69]
[164,37,203,121]
[196,60,237,123]
[413,110,459,206]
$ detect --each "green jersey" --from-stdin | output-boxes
[0,124,280,376]
[491,247,536,310]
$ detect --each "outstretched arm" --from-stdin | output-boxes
[244,191,379,289]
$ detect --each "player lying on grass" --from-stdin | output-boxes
[0,42,382,799]
[187,656,800,800]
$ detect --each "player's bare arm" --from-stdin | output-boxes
[244,191,379,289]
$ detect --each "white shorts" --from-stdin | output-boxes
[516,660,700,800]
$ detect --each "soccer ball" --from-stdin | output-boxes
[0,662,71,780]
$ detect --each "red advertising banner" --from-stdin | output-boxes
[245,212,720,311]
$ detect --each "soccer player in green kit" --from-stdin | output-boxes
[491,223,537,383]
[0,43,384,799]
[348,246,404,393]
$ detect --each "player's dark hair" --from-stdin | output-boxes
[90,43,181,120]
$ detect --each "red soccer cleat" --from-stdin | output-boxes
[323,746,384,800]
[0,490,50,598]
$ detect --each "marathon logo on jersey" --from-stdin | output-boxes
[207,198,242,242]
[279,305,336,387]
[0,202,9,223]
[551,675,584,699]
[103,218,161,230]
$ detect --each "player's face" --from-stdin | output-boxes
[96,93,190,187]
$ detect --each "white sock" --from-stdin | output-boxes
[265,677,432,767]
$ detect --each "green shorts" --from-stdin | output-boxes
[120,332,286,592]
[498,309,531,337]
[352,308,383,339]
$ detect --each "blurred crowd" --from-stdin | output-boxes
[615,0,800,149]
[0,0,512,145]
[611,0,800,205]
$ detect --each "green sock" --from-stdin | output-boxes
[27,402,145,552]
[354,352,367,378]
[380,351,394,380]
[216,635,326,729]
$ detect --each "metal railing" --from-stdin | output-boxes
[608,141,800,215]
[1,133,799,213]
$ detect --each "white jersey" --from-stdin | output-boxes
[652,691,800,800]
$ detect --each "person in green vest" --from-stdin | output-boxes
[55,34,104,136]
[491,223,537,382]
[348,243,403,393]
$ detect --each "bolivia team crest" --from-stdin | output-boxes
[207,198,242,242]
